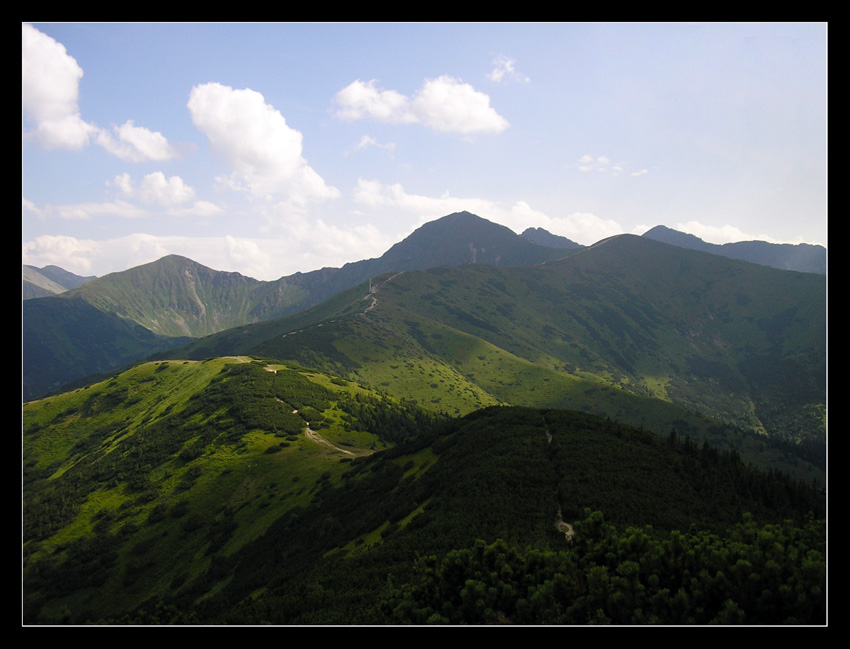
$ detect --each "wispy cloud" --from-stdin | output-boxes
[577,154,648,177]
[345,135,396,156]
[334,76,509,134]
[487,56,529,84]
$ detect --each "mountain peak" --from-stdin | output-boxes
[378,212,568,270]
[520,227,581,249]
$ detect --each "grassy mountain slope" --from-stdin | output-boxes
[22,296,192,401]
[23,356,444,623]
[63,254,313,338]
[24,390,824,624]
[57,212,570,341]
[23,266,66,299]
[167,235,824,480]
[23,265,96,300]
[22,212,574,401]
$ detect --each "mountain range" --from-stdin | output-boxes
[169,232,825,472]
[22,264,95,300]
[22,214,827,475]
[22,213,572,399]
[21,211,827,625]
[21,213,825,402]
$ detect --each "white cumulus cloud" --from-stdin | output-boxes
[412,76,509,134]
[22,23,98,149]
[22,234,98,274]
[95,120,176,162]
[23,24,176,161]
[137,172,196,206]
[110,172,224,217]
[333,80,416,124]
[188,82,340,204]
[334,76,509,135]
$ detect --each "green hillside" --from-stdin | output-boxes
[23,357,444,623]
[22,296,192,401]
[64,255,313,338]
[23,391,824,624]
[22,212,574,401]
[21,221,826,625]
[168,234,825,481]
[57,212,570,340]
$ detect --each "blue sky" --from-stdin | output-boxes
[22,22,827,281]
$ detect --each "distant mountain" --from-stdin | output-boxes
[63,254,317,339]
[55,212,571,340]
[22,264,96,300]
[642,225,826,274]
[379,212,571,268]
[22,296,191,401]
[172,234,825,476]
[297,211,574,303]
[521,227,582,249]
[22,213,575,400]
[37,264,97,289]
[22,266,64,299]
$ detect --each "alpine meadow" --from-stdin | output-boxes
[22,22,826,626]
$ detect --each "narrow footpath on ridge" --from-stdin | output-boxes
[362,272,405,315]
[543,413,575,541]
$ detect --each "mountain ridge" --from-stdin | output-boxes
[22,214,826,404]
[642,225,826,274]
[22,213,574,399]
[166,233,825,475]
[520,226,582,249]
[22,264,96,300]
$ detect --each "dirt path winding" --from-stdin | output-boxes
[304,425,356,456]
[361,272,405,315]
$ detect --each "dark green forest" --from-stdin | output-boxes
[90,406,824,625]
